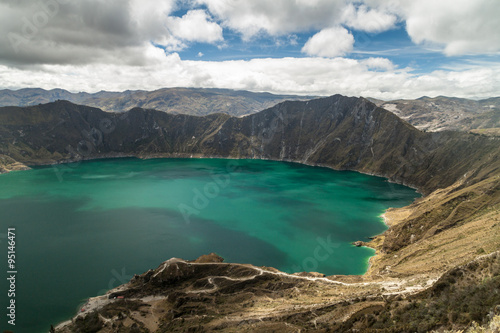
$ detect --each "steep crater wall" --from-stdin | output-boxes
[1,95,498,195]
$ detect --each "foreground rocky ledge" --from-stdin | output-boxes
[54,251,500,332]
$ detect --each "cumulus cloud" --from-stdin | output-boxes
[0,0,222,66]
[404,0,500,55]
[0,0,497,70]
[197,0,500,56]
[341,4,397,33]
[197,0,347,39]
[165,9,223,44]
[361,57,395,71]
[0,0,498,100]
[0,0,176,66]
[1,48,499,100]
[365,0,500,55]
[302,27,354,58]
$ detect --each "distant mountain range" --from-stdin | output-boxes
[0,87,315,116]
[2,88,499,133]
[370,96,500,132]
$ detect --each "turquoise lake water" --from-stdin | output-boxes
[0,158,419,332]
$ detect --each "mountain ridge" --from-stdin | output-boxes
[3,87,499,133]
[0,87,315,116]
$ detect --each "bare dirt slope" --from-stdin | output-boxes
[371,96,500,132]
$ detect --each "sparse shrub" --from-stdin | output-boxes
[466,321,486,333]
[73,312,103,333]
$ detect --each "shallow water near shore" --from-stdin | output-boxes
[0,158,418,332]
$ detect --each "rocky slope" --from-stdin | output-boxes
[54,251,500,332]
[1,96,498,193]
[0,87,313,116]
[5,88,499,132]
[0,95,499,332]
[0,153,29,173]
[370,96,500,132]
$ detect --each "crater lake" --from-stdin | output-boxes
[0,158,419,332]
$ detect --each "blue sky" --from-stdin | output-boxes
[176,18,497,75]
[178,25,432,69]
[0,0,499,99]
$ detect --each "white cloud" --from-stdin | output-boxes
[341,4,397,33]
[0,0,497,71]
[0,1,225,66]
[1,47,499,100]
[198,0,347,39]
[166,9,223,44]
[197,0,500,56]
[361,57,395,71]
[302,27,354,57]
[0,0,499,101]
[129,0,176,40]
[0,0,177,66]
[365,0,500,55]
[405,0,500,55]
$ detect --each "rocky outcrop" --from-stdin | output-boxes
[190,252,225,263]
[55,252,500,332]
[0,154,29,173]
